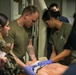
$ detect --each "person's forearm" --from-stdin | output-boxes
[27,39,37,61]
[27,47,37,61]
[52,50,71,62]
[29,53,37,61]
[11,53,26,68]
[50,51,56,59]
[50,45,56,59]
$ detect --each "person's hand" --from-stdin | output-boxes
[26,60,52,73]
[0,57,7,68]
[38,59,52,67]
[3,43,14,54]
[24,65,36,75]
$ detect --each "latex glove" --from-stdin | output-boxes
[24,65,36,75]
[31,61,40,73]
[38,59,52,67]
[30,60,52,73]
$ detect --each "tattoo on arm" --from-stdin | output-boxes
[27,47,37,61]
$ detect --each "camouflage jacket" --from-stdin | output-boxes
[0,37,25,75]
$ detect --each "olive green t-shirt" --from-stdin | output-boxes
[49,22,73,65]
[4,20,32,58]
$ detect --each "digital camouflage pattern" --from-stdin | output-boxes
[0,36,6,51]
[0,54,18,75]
[0,37,25,75]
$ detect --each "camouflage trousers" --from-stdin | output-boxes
[0,53,25,75]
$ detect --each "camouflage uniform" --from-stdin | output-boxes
[0,36,25,75]
[0,54,18,75]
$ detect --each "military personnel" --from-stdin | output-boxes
[0,13,21,75]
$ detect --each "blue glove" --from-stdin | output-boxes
[38,59,52,67]
[24,65,36,75]
[31,61,41,73]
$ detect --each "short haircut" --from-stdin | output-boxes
[49,3,58,8]
[42,9,60,22]
[73,12,76,20]
[22,5,39,15]
[0,13,8,27]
